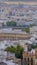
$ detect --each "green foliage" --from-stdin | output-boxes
[5,45,24,59]
[6,21,16,27]
[31,44,37,49]
[5,46,16,53]
[25,28,30,33]
[22,27,30,33]
[15,44,24,59]
[28,44,37,51]
[29,24,35,27]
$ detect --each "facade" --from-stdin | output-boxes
[23,52,35,65]
[30,26,37,34]
[0,28,31,40]
[23,48,37,65]
[0,33,31,40]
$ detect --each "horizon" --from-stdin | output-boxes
[4,2,37,5]
[0,0,37,2]
[0,0,37,5]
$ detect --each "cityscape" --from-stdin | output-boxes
[0,0,37,65]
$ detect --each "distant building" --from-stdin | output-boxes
[30,26,37,34]
[0,28,31,40]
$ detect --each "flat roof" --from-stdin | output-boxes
[0,28,27,34]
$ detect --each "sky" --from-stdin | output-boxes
[0,0,37,5]
[6,0,37,2]
[0,0,37,2]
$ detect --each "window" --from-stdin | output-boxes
[36,56,37,59]
[24,58,26,61]
[28,58,29,61]
[31,58,33,65]
[28,64,29,65]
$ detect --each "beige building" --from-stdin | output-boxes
[0,33,31,40]
[23,48,37,65]
[0,28,31,40]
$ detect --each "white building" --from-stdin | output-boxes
[30,26,37,34]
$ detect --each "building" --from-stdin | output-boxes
[30,26,37,34]
[0,3,37,27]
[23,48,37,65]
[0,62,7,65]
[0,28,31,40]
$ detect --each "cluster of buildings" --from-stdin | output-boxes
[0,2,37,65]
[0,3,37,27]
[0,26,37,65]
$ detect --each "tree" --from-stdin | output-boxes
[31,44,37,49]
[5,45,24,58]
[15,45,24,65]
[5,46,16,53]
[15,44,24,59]
[22,27,30,33]
[5,45,24,65]
[6,21,16,27]
[5,45,24,59]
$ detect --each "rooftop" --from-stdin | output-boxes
[0,62,7,65]
[0,28,27,34]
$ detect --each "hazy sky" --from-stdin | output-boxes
[0,0,37,2]
[6,0,36,1]
[11,0,37,1]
